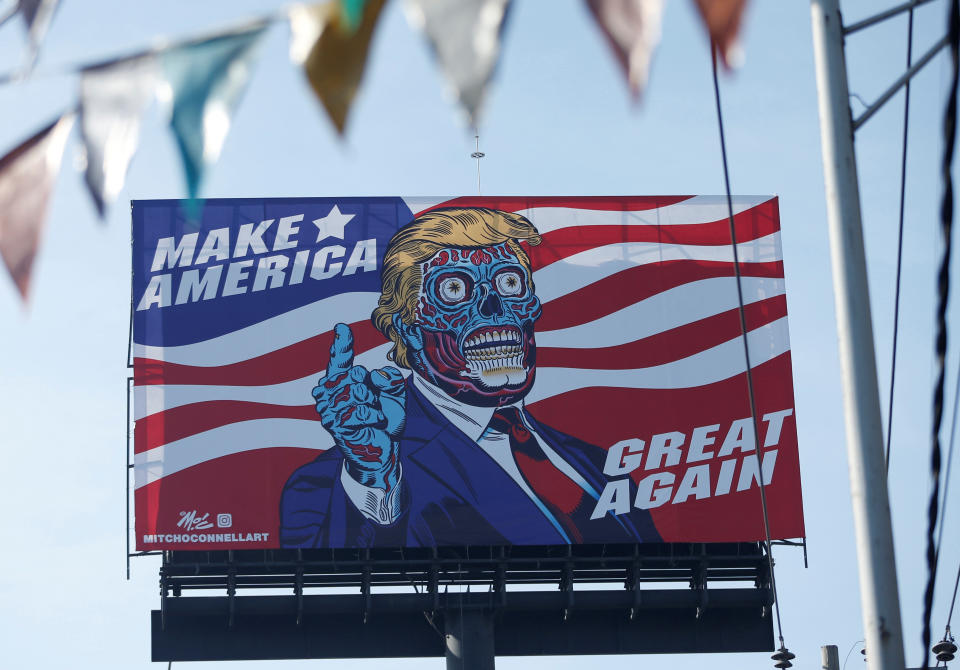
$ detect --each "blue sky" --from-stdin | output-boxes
[0,0,957,668]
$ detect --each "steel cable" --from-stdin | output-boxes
[923,0,960,667]
[936,361,960,667]
[937,360,960,560]
[886,5,915,473]
[711,47,786,646]
[948,562,960,627]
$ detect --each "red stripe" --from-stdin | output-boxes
[413,195,693,217]
[537,259,784,333]
[133,260,784,388]
[135,355,803,548]
[135,447,315,549]
[537,295,788,370]
[529,201,779,270]
[526,353,803,542]
[135,401,319,454]
[134,200,779,389]
[134,320,388,387]
[135,297,787,451]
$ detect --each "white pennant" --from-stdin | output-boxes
[17,0,59,69]
[0,113,74,300]
[79,54,158,217]
[586,0,663,96]
[405,0,511,126]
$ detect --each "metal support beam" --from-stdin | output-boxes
[151,589,774,662]
[853,35,949,130]
[810,2,907,670]
[445,607,494,670]
[844,0,939,35]
[125,376,132,581]
[821,644,840,670]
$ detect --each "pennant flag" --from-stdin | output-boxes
[405,0,511,126]
[79,54,158,217]
[692,0,748,68]
[339,0,368,32]
[159,22,267,200]
[288,0,386,134]
[586,0,663,97]
[17,0,60,70]
[0,4,17,29]
[0,113,73,300]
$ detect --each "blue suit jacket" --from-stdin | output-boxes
[279,380,660,548]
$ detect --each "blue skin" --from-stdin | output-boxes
[312,324,406,490]
[313,246,541,493]
[401,247,542,403]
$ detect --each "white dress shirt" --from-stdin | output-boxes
[340,373,600,536]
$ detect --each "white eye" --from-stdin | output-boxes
[495,271,524,297]
[438,276,470,304]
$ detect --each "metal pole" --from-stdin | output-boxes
[810,2,906,670]
[126,375,132,580]
[821,644,840,670]
[445,606,494,670]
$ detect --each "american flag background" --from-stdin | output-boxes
[132,196,804,549]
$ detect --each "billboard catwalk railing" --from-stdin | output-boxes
[153,543,775,662]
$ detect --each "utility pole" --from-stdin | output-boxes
[809,2,906,670]
[444,603,494,670]
[821,645,840,670]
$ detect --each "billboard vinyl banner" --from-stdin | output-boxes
[132,196,804,550]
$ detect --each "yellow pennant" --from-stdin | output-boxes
[289,0,386,134]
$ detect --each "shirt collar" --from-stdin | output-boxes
[411,373,524,442]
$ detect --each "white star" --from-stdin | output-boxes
[312,205,355,242]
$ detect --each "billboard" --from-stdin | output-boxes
[132,196,804,550]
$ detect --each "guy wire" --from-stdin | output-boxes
[923,0,960,666]
[886,4,915,473]
[711,45,786,645]
[937,357,960,559]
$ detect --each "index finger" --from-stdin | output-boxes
[326,323,355,379]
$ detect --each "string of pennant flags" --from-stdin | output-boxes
[0,0,747,302]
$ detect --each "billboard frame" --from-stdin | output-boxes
[151,542,779,662]
[153,588,775,662]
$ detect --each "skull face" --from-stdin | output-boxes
[403,244,542,407]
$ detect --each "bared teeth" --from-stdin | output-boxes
[464,344,524,361]
[463,330,523,357]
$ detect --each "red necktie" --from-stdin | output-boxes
[488,407,587,543]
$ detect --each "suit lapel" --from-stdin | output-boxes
[402,380,487,501]
[400,380,565,541]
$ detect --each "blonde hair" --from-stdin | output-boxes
[372,207,542,369]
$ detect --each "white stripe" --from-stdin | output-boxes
[133,343,395,420]
[537,277,786,349]
[134,318,791,488]
[533,232,782,303]
[134,418,333,489]
[133,215,779,369]
[526,317,791,405]
[516,195,774,235]
[134,275,784,418]
[133,291,379,367]
[134,278,788,419]
[405,197,454,215]
[135,315,789,424]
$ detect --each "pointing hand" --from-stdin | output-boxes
[312,323,406,491]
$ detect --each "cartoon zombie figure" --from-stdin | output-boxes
[280,207,659,547]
